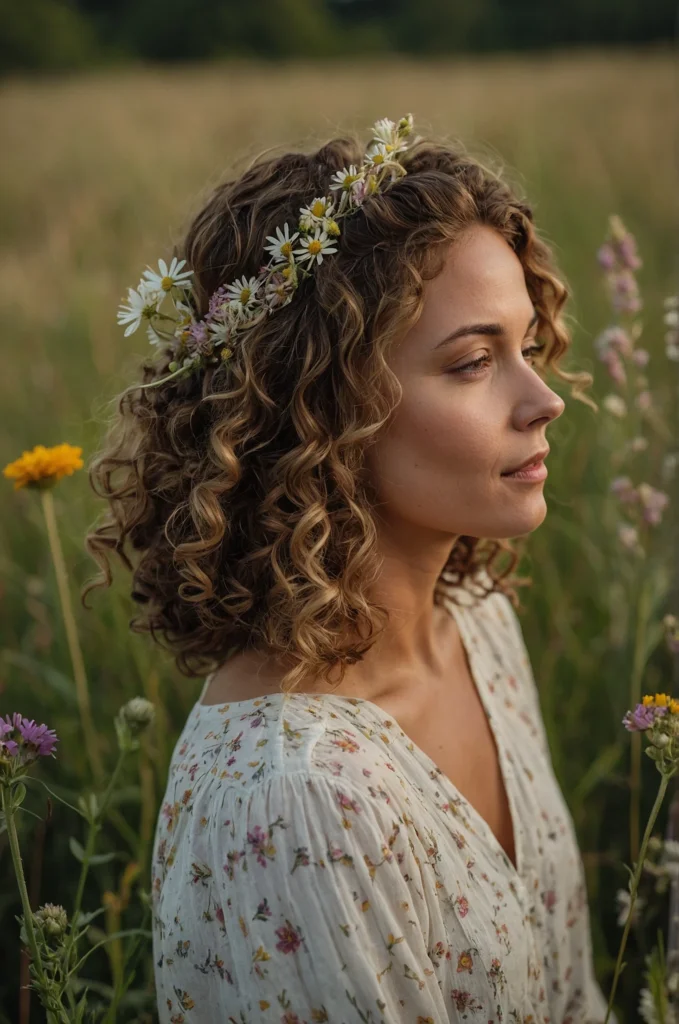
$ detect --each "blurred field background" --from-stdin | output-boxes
[1,38,678,1023]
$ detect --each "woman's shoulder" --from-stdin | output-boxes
[163,688,403,809]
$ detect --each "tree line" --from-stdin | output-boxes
[2,0,676,73]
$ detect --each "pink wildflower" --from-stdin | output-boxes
[596,243,616,270]
[637,483,670,526]
[632,348,650,367]
[610,477,638,504]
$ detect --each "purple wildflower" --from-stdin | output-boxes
[623,704,668,732]
[0,718,19,757]
[16,718,59,757]
[0,713,58,765]
[205,285,229,323]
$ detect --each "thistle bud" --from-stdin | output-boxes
[120,697,155,735]
[34,903,68,940]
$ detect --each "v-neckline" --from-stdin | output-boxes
[314,596,526,884]
[195,589,526,885]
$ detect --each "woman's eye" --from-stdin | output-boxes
[449,342,546,376]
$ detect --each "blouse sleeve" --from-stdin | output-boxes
[213,771,456,1021]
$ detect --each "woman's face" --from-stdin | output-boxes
[365,223,566,543]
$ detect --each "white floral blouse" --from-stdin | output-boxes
[151,571,616,1024]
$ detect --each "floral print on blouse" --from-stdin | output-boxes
[151,571,617,1024]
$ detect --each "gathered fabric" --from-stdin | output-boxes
[151,572,615,1023]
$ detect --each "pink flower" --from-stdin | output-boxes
[597,243,616,270]
[618,233,642,271]
[610,477,638,505]
[601,349,627,386]
[632,348,650,367]
[637,483,670,526]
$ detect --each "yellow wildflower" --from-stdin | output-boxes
[3,443,83,491]
[641,693,679,713]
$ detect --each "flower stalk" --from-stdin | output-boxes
[40,488,103,784]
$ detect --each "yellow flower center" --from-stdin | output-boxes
[281,241,292,257]
[161,276,174,291]
[308,240,322,255]
[372,153,385,164]
[311,199,326,217]
[240,287,251,304]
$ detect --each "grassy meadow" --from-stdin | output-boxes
[0,48,677,1021]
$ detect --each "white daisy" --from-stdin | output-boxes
[298,197,335,232]
[364,141,395,168]
[372,117,397,145]
[117,281,162,337]
[142,257,193,294]
[366,136,408,163]
[224,275,261,320]
[264,223,300,262]
[207,317,233,346]
[293,227,338,266]
[329,165,363,193]
[147,322,164,346]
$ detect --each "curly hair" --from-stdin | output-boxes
[82,124,598,695]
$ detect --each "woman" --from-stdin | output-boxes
[87,115,615,1022]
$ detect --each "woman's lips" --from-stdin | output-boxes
[501,459,548,481]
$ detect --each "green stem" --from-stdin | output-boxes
[605,771,672,1023]
[40,490,103,785]
[0,786,64,1021]
[64,750,127,972]
[629,575,653,863]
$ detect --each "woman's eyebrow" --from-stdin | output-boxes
[433,308,539,351]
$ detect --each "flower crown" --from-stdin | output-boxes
[117,114,417,390]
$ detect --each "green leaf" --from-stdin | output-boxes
[73,907,106,933]
[88,850,120,866]
[12,782,26,809]
[75,990,89,1023]
[68,837,119,866]
[70,836,86,862]
[623,862,637,891]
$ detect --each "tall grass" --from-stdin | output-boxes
[0,48,676,1021]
